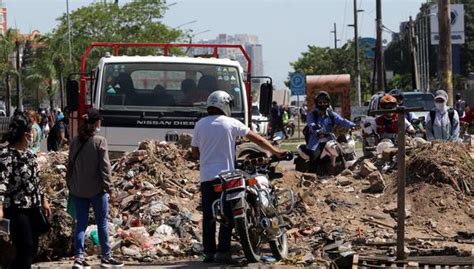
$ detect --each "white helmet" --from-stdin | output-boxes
[206,90,233,116]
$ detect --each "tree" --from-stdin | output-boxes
[0,28,21,116]
[289,42,372,102]
[50,0,183,73]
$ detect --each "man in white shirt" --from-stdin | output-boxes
[192,91,286,264]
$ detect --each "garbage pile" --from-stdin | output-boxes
[20,136,204,262]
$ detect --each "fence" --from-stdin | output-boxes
[0,117,10,137]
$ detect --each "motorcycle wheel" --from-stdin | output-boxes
[235,204,262,263]
[285,126,295,138]
[269,229,288,260]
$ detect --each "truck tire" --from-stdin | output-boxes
[236,142,268,159]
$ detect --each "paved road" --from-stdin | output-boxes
[32,260,302,269]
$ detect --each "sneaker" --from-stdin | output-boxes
[215,252,238,265]
[72,260,91,269]
[101,257,124,268]
[202,253,215,263]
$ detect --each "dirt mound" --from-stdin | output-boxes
[407,142,474,194]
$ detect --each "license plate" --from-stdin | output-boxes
[224,178,244,190]
[226,191,245,201]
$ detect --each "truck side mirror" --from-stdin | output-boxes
[259,82,273,116]
[66,80,79,111]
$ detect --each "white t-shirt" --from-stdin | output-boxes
[192,115,250,182]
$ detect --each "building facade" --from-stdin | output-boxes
[0,0,6,35]
[196,33,264,78]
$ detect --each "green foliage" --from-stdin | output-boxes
[50,0,183,72]
[289,42,372,103]
[387,73,412,90]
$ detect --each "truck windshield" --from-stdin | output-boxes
[101,62,244,113]
[403,94,434,111]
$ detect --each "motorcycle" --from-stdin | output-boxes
[295,129,356,176]
[212,152,295,263]
[284,120,295,138]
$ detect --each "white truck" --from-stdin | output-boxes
[66,42,273,152]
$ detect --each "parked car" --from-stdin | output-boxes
[0,110,5,117]
[252,104,268,135]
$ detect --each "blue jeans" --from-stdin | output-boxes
[73,192,111,260]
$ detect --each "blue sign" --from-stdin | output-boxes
[290,72,306,96]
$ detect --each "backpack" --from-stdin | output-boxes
[303,110,335,143]
[429,108,455,129]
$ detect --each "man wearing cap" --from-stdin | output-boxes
[425,90,460,141]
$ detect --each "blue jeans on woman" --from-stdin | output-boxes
[73,192,111,260]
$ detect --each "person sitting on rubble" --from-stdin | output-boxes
[66,108,124,268]
[191,90,286,264]
[375,95,415,141]
[300,91,355,171]
[425,90,460,142]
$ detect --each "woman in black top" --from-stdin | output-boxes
[0,112,51,269]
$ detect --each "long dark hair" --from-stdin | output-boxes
[78,123,95,143]
[1,112,33,145]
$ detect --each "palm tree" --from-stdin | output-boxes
[0,29,20,116]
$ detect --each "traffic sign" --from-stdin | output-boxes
[290,72,306,96]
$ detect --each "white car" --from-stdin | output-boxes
[252,104,268,135]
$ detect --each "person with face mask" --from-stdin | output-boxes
[0,112,52,269]
[425,90,460,141]
[66,108,123,268]
[375,95,415,141]
[303,91,355,167]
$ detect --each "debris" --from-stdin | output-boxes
[359,159,378,178]
[336,176,353,186]
[364,171,386,193]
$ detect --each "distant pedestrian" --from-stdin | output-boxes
[0,112,52,269]
[26,110,42,154]
[47,112,69,152]
[426,90,460,141]
[454,93,467,119]
[270,101,283,137]
[66,108,123,268]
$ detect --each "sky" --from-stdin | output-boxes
[5,0,427,89]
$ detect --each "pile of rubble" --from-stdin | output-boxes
[272,140,474,266]
[28,135,203,262]
[406,141,473,194]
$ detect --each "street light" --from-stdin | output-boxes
[186,30,211,55]
[174,20,197,29]
[348,3,365,107]
[66,0,72,63]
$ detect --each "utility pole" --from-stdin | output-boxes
[424,7,431,92]
[409,17,420,90]
[353,0,362,106]
[331,23,338,49]
[438,0,452,105]
[376,0,385,93]
[15,41,23,111]
[66,0,73,63]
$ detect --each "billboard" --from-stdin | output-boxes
[430,4,465,45]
